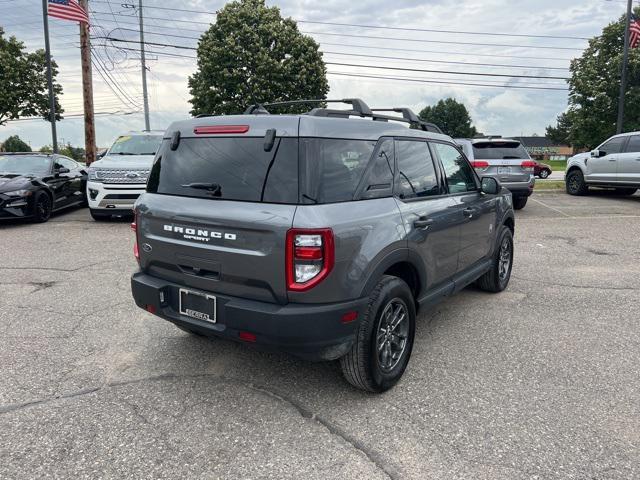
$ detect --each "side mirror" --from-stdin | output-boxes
[481,176,500,195]
[591,149,605,158]
[56,167,70,175]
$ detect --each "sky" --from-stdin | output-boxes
[0,0,635,149]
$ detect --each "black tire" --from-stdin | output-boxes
[32,191,52,223]
[539,169,550,179]
[566,169,588,196]
[340,275,416,393]
[90,209,110,221]
[513,197,528,210]
[476,226,514,293]
[613,188,637,196]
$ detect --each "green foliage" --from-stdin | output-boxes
[39,143,85,161]
[1,135,32,152]
[545,111,574,145]
[556,7,640,148]
[418,98,477,138]
[188,0,328,116]
[0,28,63,125]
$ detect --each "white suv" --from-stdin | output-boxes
[87,131,163,220]
[566,132,640,196]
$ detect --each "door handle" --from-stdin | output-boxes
[413,217,434,230]
[608,158,617,162]
[463,207,474,218]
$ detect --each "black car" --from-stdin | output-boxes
[0,153,87,223]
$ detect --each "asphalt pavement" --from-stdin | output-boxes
[1,191,639,479]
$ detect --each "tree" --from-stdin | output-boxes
[545,111,574,145]
[419,98,477,138]
[0,28,63,126]
[188,0,328,116]
[558,7,640,148]
[1,135,31,152]
[39,143,85,161]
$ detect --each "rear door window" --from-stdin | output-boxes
[472,141,530,160]
[624,135,640,153]
[432,142,478,194]
[300,138,376,204]
[394,140,440,199]
[147,137,298,204]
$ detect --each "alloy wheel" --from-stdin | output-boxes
[498,236,512,281]
[376,298,410,373]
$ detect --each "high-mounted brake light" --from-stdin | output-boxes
[470,160,490,169]
[193,125,249,135]
[286,228,334,292]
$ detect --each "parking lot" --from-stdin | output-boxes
[1,191,639,479]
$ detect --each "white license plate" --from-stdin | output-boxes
[179,288,217,323]
[497,167,511,175]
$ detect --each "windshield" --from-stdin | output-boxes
[108,135,163,156]
[472,141,530,160]
[0,155,51,175]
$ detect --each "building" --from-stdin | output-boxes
[513,136,574,161]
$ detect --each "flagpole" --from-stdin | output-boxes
[616,0,633,135]
[41,0,58,153]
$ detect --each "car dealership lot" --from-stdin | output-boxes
[1,193,639,479]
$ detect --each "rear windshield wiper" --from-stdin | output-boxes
[181,182,222,196]
[502,156,522,159]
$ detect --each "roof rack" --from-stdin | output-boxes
[242,98,443,134]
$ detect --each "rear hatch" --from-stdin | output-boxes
[470,140,534,183]
[136,117,299,305]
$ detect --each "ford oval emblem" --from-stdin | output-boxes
[126,172,140,179]
[141,243,152,252]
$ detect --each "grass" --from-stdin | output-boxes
[544,160,567,171]
[535,180,565,191]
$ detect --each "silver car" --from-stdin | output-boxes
[455,138,535,209]
[565,132,640,196]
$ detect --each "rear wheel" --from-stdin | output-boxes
[33,192,52,223]
[539,169,550,179]
[340,275,416,393]
[90,209,110,221]
[513,197,528,210]
[566,169,588,196]
[476,226,513,293]
[613,188,637,196]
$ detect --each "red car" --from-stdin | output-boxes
[534,161,552,179]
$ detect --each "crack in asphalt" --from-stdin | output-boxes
[512,276,639,291]
[0,373,399,480]
[0,262,104,273]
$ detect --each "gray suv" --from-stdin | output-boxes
[131,99,515,392]
[455,138,535,209]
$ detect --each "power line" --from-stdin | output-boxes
[88,0,590,41]
[328,71,569,91]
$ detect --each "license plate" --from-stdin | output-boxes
[497,167,511,175]
[179,288,217,323]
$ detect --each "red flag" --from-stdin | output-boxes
[48,0,89,24]
[630,14,640,49]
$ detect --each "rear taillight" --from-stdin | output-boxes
[521,160,537,171]
[131,212,139,262]
[470,160,490,170]
[286,228,334,291]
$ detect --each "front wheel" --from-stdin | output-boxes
[33,192,52,223]
[513,197,528,210]
[340,276,416,393]
[476,226,514,293]
[566,170,588,196]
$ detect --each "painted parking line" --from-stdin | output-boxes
[530,197,571,217]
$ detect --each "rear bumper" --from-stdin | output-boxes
[502,178,535,198]
[131,271,367,361]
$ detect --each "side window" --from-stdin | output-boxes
[359,138,394,199]
[599,137,626,155]
[625,135,640,153]
[395,140,440,200]
[59,158,77,170]
[432,143,478,194]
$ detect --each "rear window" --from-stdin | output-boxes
[147,137,298,203]
[472,141,530,160]
[300,138,376,204]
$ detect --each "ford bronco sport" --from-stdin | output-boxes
[131,99,515,392]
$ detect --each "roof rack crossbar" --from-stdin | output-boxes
[244,98,372,116]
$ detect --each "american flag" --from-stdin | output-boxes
[48,0,89,24]
[631,13,640,49]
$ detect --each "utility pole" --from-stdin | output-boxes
[79,0,96,165]
[616,0,633,134]
[138,0,150,131]
[41,0,58,153]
